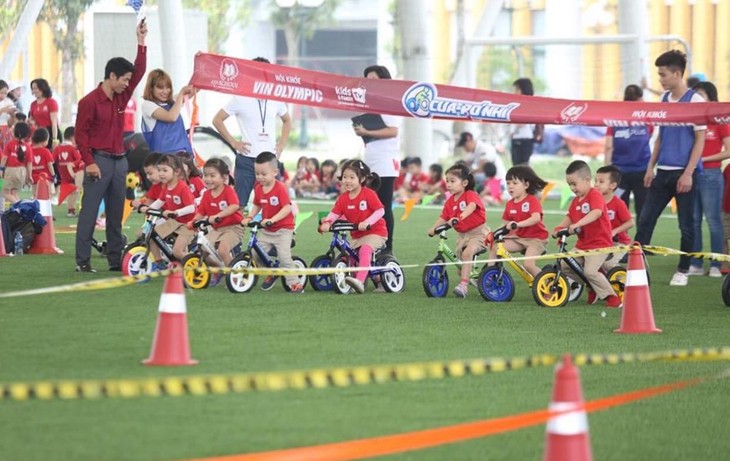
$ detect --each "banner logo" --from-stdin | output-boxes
[402,83,519,122]
[560,102,588,123]
[220,59,239,82]
[335,86,367,106]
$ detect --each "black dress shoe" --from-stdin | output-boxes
[75,264,96,273]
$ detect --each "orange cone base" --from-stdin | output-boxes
[544,434,592,461]
[28,246,64,255]
[143,313,198,366]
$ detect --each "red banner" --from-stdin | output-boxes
[190,52,730,127]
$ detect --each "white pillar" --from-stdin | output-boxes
[157,0,189,87]
[544,0,582,98]
[618,0,648,89]
[398,0,434,166]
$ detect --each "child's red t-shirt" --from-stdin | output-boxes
[146,183,163,202]
[605,195,632,244]
[502,195,548,240]
[187,176,206,199]
[53,144,81,183]
[253,180,295,232]
[440,190,486,233]
[197,185,243,229]
[331,186,387,239]
[3,139,32,167]
[31,146,54,182]
[162,180,195,223]
[567,188,613,250]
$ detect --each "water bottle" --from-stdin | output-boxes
[14,231,23,256]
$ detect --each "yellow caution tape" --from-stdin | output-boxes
[1,347,728,403]
[0,244,724,299]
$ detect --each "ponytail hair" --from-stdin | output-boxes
[445,162,475,191]
[13,122,30,163]
[340,159,381,190]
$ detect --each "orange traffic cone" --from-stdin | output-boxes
[615,243,661,334]
[0,213,7,257]
[543,354,592,461]
[28,175,63,255]
[143,269,198,366]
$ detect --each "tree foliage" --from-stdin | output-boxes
[180,0,251,54]
[0,0,23,44]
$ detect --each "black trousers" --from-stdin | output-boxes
[511,138,534,165]
[618,171,648,218]
[375,176,395,251]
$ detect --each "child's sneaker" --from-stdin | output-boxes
[261,275,278,291]
[151,260,168,272]
[687,266,703,276]
[605,295,623,308]
[453,282,468,298]
[209,273,223,287]
[345,276,365,294]
[669,271,688,286]
[586,290,597,305]
[289,283,304,293]
[708,267,722,278]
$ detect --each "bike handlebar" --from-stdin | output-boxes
[142,209,167,218]
[329,220,369,232]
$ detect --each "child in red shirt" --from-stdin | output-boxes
[246,151,302,292]
[320,159,388,294]
[428,163,488,298]
[480,161,502,206]
[30,128,56,196]
[177,152,205,205]
[0,121,33,205]
[132,153,164,210]
[53,126,83,216]
[595,165,634,271]
[396,157,429,203]
[491,165,549,277]
[190,157,243,267]
[139,154,195,264]
[423,163,448,203]
[554,160,621,308]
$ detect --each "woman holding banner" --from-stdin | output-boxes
[353,65,401,254]
[140,69,195,156]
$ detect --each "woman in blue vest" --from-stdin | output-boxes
[604,84,652,219]
[141,69,195,156]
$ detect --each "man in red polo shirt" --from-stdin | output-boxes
[74,20,147,273]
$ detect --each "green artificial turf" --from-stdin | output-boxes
[0,197,728,461]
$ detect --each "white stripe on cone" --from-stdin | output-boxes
[546,402,589,435]
[38,199,53,217]
[158,293,187,314]
[626,269,648,287]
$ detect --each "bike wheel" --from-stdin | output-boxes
[379,256,406,293]
[607,266,627,301]
[422,258,448,297]
[282,256,308,291]
[567,277,584,303]
[722,275,730,307]
[309,255,333,291]
[181,254,210,289]
[331,253,352,295]
[478,265,515,302]
[121,245,153,276]
[532,269,570,307]
[226,253,257,294]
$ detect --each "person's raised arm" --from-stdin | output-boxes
[276,113,291,157]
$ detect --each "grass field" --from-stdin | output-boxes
[0,196,729,461]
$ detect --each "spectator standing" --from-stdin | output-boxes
[29,78,60,149]
[687,81,730,278]
[634,50,706,287]
[140,69,195,155]
[509,78,537,166]
[604,84,652,218]
[212,57,291,211]
[74,20,147,273]
[0,80,17,127]
[353,64,401,254]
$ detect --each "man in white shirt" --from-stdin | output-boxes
[456,131,507,183]
[212,57,292,210]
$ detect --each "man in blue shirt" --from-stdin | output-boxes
[634,50,706,287]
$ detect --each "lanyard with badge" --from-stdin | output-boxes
[257,99,269,145]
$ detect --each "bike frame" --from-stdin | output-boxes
[552,233,591,286]
[433,229,480,280]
